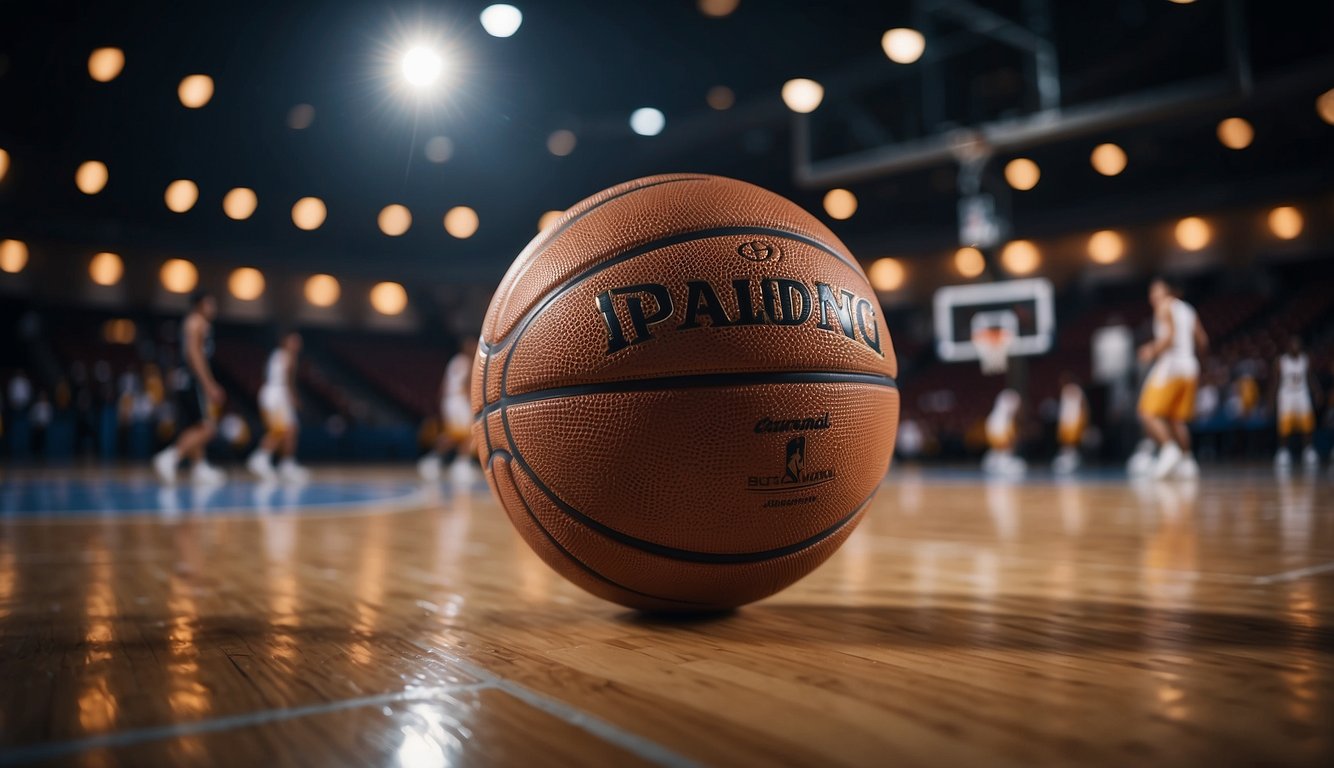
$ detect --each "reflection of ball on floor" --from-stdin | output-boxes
[473,174,900,611]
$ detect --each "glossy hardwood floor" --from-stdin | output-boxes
[0,466,1331,767]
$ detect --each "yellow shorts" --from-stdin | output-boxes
[1139,376,1196,422]
[986,425,1016,450]
[1058,421,1084,447]
[1278,411,1315,437]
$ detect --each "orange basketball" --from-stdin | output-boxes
[473,174,899,611]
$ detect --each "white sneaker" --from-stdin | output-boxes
[1275,449,1292,468]
[449,458,476,485]
[191,461,225,486]
[153,447,179,484]
[1302,447,1319,468]
[1153,443,1183,480]
[1174,457,1199,479]
[1053,449,1079,475]
[1127,451,1153,477]
[1002,455,1027,478]
[247,451,276,480]
[418,453,442,481]
[279,460,310,484]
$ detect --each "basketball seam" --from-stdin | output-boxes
[488,449,714,607]
[475,370,898,421]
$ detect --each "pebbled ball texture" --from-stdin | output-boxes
[473,174,899,611]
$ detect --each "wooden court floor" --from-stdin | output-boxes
[0,466,1331,767]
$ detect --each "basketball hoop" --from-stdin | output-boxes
[973,327,1012,375]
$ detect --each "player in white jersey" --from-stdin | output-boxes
[247,331,309,482]
[1272,336,1320,469]
[983,389,1025,477]
[1131,277,1209,480]
[1052,374,1088,475]
[419,337,479,481]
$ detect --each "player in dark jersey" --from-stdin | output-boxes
[153,291,226,484]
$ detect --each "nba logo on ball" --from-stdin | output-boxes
[472,175,899,612]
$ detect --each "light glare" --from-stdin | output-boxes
[370,282,409,316]
[882,28,926,64]
[1088,230,1124,264]
[229,267,265,300]
[378,204,412,236]
[402,47,443,87]
[1004,158,1040,191]
[868,258,905,292]
[165,180,199,213]
[160,259,198,294]
[223,188,258,220]
[823,189,857,220]
[305,274,340,307]
[1175,217,1211,251]
[1001,240,1040,275]
[292,197,327,230]
[444,206,479,238]
[1268,206,1302,240]
[89,252,124,286]
[480,5,523,37]
[1090,143,1127,176]
[0,239,28,274]
[630,108,666,136]
[781,78,823,113]
[178,75,214,108]
[954,247,985,278]
[88,48,125,82]
[76,161,109,195]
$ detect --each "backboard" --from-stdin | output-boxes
[933,278,1055,363]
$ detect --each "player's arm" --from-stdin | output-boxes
[185,316,224,403]
[1139,303,1173,362]
[1193,319,1209,356]
[286,351,300,410]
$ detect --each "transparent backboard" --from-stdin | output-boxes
[933,278,1055,362]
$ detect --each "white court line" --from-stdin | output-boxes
[1251,561,1334,585]
[0,683,487,766]
[419,644,704,768]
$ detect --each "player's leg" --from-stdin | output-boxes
[1147,378,1185,478]
[1275,407,1294,468]
[277,406,309,482]
[248,390,283,479]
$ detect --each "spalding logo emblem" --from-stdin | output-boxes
[737,240,780,262]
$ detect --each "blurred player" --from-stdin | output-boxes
[1052,374,1087,475]
[983,389,1025,477]
[247,331,309,482]
[418,337,478,481]
[153,291,225,484]
[1272,336,1320,469]
[1129,277,1208,480]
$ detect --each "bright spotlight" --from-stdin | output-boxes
[630,108,665,136]
[402,46,444,88]
[882,28,925,64]
[781,78,823,113]
[480,5,523,38]
[868,258,905,292]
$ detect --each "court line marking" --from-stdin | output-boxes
[1251,561,1334,585]
[419,644,704,768]
[0,683,488,766]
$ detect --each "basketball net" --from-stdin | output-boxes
[973,327,1012,375]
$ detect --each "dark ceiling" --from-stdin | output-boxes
[0,0,1331,286]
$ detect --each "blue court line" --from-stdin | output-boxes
[0,683,488,766]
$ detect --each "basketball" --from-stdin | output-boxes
[472,174,900,611]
